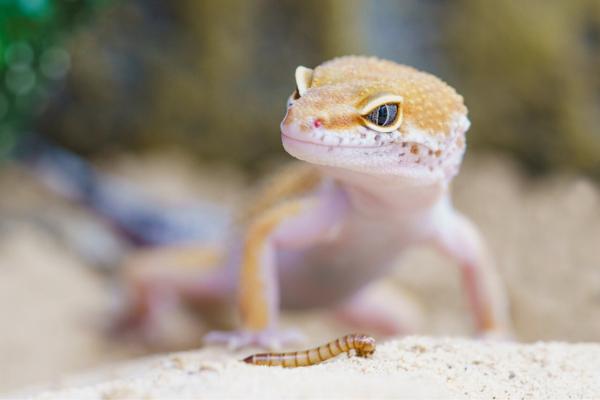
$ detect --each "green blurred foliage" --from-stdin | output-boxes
[0,0,110,160]
[444,0,600,177]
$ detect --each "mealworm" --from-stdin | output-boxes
[242,333,375,367]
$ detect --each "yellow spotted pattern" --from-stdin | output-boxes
[284,56,466,138]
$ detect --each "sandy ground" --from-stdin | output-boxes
[1,151,600,397]
[19,336,600,399]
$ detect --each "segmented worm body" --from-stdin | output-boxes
[242,333,375,367]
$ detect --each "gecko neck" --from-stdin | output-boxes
[319,165,447,218]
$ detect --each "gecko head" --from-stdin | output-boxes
[281,56,470,185]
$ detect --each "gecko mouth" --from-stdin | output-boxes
[281,133,434,157]
[280,120,434,153]
[281,133,395,149]
[281,132,446,182]
[280,121,441,178]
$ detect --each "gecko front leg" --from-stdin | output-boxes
[431,201,513,339]
[205,182,350,349]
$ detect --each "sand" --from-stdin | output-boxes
[1,151,600,397]
[12,336,600,399]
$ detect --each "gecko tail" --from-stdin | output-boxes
[13,132,98,202]
[13,132,231,247]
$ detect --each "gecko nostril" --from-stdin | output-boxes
[313,119,323,128]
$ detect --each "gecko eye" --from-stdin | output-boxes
[366,104,398,127]
[360,93,404,133]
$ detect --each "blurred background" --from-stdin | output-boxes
[1,0,600,394]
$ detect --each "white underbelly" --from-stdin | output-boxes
[278,214,429,309]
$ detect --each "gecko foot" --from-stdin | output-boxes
[204,328,305,350]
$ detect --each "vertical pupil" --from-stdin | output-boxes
[377,105,388,125]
